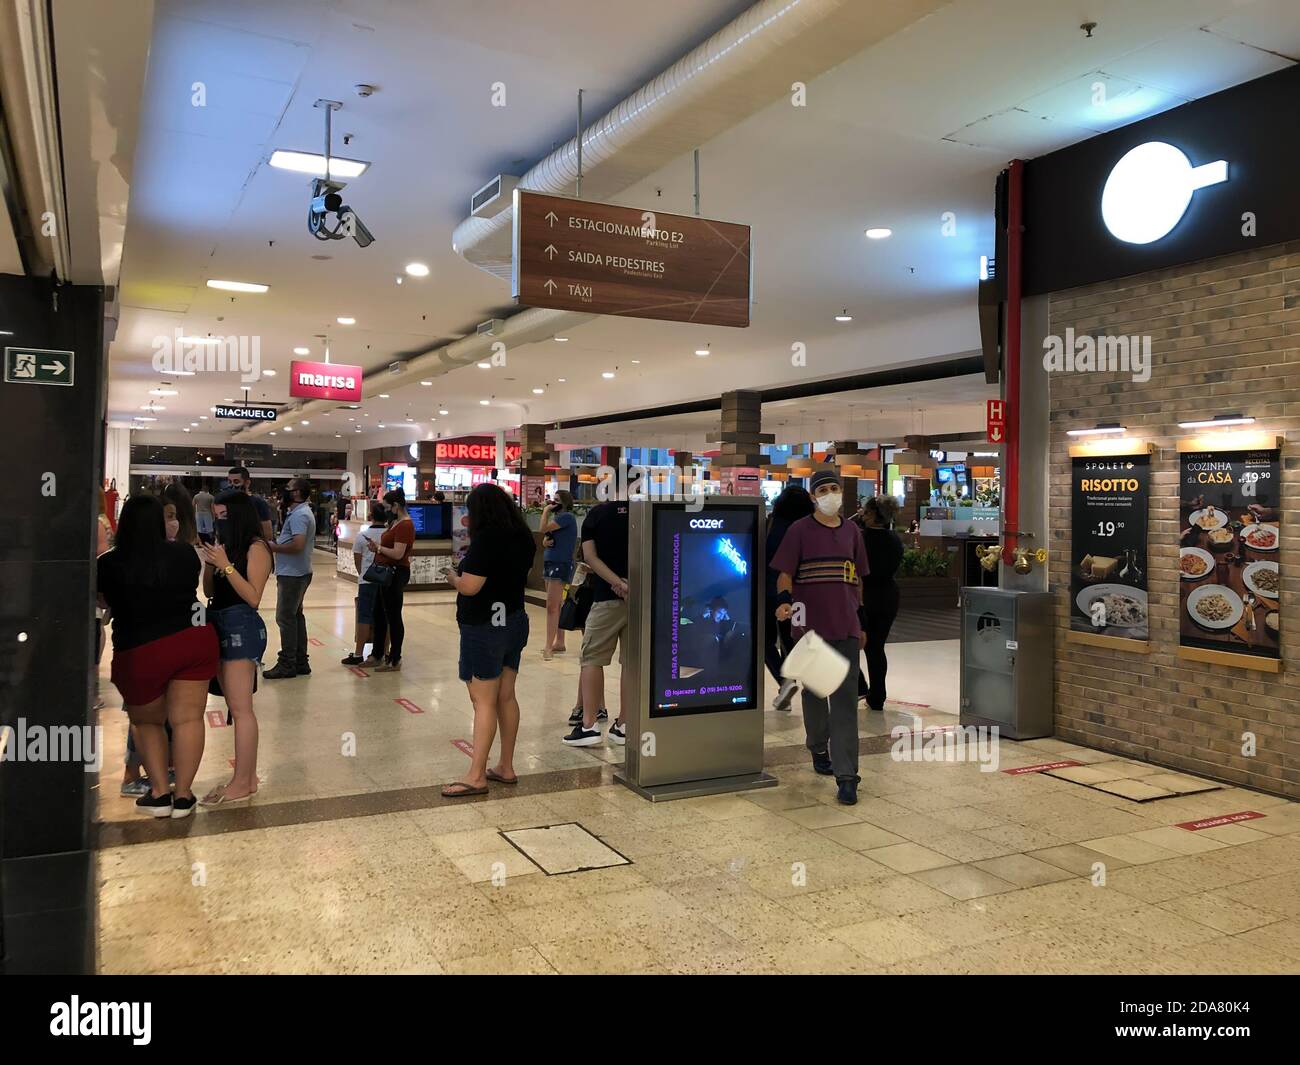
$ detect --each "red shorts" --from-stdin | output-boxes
[111,624,219,707]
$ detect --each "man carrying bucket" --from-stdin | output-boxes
[771,469,869,805]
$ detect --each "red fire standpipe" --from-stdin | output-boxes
[1002,159,1025,565]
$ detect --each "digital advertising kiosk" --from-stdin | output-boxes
[616,496,777,801]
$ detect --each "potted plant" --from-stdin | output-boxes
[895,546,960,608]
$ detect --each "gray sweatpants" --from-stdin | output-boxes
[801,637,861,781]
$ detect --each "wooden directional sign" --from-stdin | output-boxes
[512,190,751,328]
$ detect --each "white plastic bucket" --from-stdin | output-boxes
[781,630,850,698]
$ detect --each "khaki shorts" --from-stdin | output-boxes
[581,598,628,667]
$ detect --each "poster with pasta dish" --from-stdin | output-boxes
[1178,447,1281,669]
[1070,453,1150,647]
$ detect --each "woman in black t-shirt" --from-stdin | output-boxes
[441,483,536,797]
[856,495,905,711]
[97,495,218,820]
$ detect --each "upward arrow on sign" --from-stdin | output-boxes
[545,211,558,226]
[544,244,557,259]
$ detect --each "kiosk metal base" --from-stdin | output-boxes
[613,771,778,802]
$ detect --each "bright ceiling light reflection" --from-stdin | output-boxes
[404,262,430,277]
[206,279,268,293]
[269,149,369,178]
[336,317,356,325]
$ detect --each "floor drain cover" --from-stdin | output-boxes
[502,822,631,875]
[1043,762,1221,802]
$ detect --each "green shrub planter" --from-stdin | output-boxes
[896,547,959,608]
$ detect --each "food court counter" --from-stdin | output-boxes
[335,519,454,589]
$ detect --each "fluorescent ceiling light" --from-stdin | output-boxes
[150,388,178,396]
[532,388,544,394]
[1066,424,1127,437]
[206,279,268,293]
[694,348,709,357]
[262,369,276,376]
[479,399,490,405]
[835,311,852,322]
[301,420,309,426]
[378,423,386,429]
[1177,415,1255,429]
[199,416,208,420]
[293,347,310,355]
[602,371,615,379]
[404,262,429,277]
[269,149,369,178]
[864,227,892,240]
[420,380,432,386]
[336,316,356,325]
[183,428,191,433]
[554,336,568,343]
[282,426,293,432]
[438,409,449,415]
[477,362,490,369]
[133,416,156,422]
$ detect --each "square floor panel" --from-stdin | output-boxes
[502,823,632,876]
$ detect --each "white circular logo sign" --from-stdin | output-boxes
[1101,141,1228,245]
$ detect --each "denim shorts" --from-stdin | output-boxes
[458,610,529,682]
[355,582,379,626]
[211,603,267,662]
[543,559,574,583]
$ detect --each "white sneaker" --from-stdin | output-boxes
[608,721,626,745]
[772,678,798,711]
[562,724,602,747]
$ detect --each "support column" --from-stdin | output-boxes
[1001,294,1050,591]
[518,423,549,507]
[711,390,773,495]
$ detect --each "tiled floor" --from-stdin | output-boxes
[94,563,1300,974]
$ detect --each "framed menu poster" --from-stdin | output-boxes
[1177,442,1282,672]
[1068,446,1152,651]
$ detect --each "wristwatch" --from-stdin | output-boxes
[222,563,236,576]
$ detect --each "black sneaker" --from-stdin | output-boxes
[608,721,626,745]
[811,749,833,776]
[341,654,363,666]
[296,664,311,676]
[596,708,609,722]
[562,724,602,747]
[836,776,860,806]
[135,791,173,818]
[568,707,610,725]
[263,665,297,680]
[171,795,198,820]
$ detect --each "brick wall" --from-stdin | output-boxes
[1048,241,1300,798]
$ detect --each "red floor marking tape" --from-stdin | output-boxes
[1003,759,1083,775]
[205,710,227,728]
[1177,811,1265,831]
[348,667,368,678]
[395,698,424,714]
[308,637,324,647]
[451,738,474,756]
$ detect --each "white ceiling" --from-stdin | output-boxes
[105,0,1298,449]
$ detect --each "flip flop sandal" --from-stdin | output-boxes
[441,781,489,798]
[200,787,254,807]
[485,769,518,785]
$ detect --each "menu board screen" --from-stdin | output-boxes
[1070,454,1151,642]
[649,504,759,718]
[1178,448,1281,664]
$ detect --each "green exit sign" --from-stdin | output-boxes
[4,346,74,386]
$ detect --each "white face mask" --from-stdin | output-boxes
[816,492,842,516]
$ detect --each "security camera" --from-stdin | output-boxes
[307,178,375,248]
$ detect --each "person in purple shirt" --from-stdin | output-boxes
[771,469,869,805]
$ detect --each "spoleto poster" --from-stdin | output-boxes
[1069,454,1150,644]
[1178,448,1281,668]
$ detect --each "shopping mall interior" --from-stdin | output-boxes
[2,0,1300,983]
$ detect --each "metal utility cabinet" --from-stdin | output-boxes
[959,587,1054,739]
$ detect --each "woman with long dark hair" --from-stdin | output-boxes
[162,481,199,546]
[857,495,904,711]
[199,492,272,804]
[441,483,536,797]
[765,483,815,710]
[97,494,217,819]
[370,488,414,671]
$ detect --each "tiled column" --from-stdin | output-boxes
[711,390,774,493]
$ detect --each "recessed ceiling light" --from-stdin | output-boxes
[835,310,853,322]
[405,416,413,422]
[438,409,449,415]
[262,369,276,376]
[269,431,277,435]
[282,426,293,433]
[293,347,310,355]
[198,416,208,420]
[336,316,356,325]
[404,262,430,277]
[479,399,490,405]
[183,428,191,433]
[378,393,389,399]
[554,336,568,343]
[301,420,310,426]
[206,279,269,293]
[268,149,369,178]
[532,388,544,394]
[694,348,710,357]
[190,422,198,427]
[865,227,892,240]
[631,359,640,364]
[378,423,386,429]
[420,380,432,386]
[335,433,342,438]
[348,417,355,421]
[602,371,615,379]
[149,388,178,396]
[477,362,490,369]
[558,378,566,383]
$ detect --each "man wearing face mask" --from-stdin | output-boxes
[771,469,869,805]
[227,466,273,540]
[263,477,315,679]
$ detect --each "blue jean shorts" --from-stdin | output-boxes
[459,610,529,682]
[211,603,267,662]
[355,582,379,625]
[543,559,574,583]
